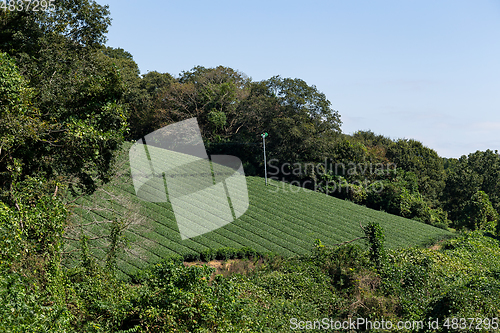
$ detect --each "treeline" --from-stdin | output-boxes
[3,0,497,234]
[112,55,500,233]
[316,132,500,232]
[118,63,342,177]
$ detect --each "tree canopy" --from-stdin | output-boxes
[1,1,127,194]
[126,67,342,173]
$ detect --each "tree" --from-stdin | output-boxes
[363,222,386,271]
[233,76,342,171]
[0,0,111,52]
[151,66,251,142]
[262,76,341,162]
[0,1,128,194]
[386,139,445,205]
[351,130,392,164]
[102,46,141,91]
[465,150,500,213]
[461,191,498,231]
[126,71,174,140]
[0,52,49,197]
[443,150,500,227]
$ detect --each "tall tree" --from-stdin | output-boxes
[443,150,500,226]
[254,76,341,164]
[0,1,128,194]
[152,66,251,141]
[126,71,174,140]
[0,52,48,197]
[386,139,445,205]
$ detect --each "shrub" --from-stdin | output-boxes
[200,248,215,261]
[364,222,386,271]
[133,260,248,332]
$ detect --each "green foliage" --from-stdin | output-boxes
[444,150,500,230]
[331,138,368,166]
[0,53,49,192]
[127,67,343,180]
[367,171,447,228]
[352,130,393,153]
[381,231,500,328]
[0,269,73,333]
[1,2,128,194]
[383,248,433,319]
[0,177,67,265]
[460,190,498,231]
[5,3,500,330]
[66,148,451,279]
[131,259,248,332]
[256,76,341,165]
[364,222,386,270]
[315,135,451,229]
[386,138,445,204]
[0,179,72,332]
[427,277,500,321]
[178,247,263,263]
[207,109,227,131]
[0,52,32,109]
[105,216,128,271]
[0,173,496,333]
[145,65,250,142]
[126,71,174,139]
[0,0,111,51]
[64,264,137,332]
[314,242,370,290]
[10,177,68,256]
[0,202,21,266]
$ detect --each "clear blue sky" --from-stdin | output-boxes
[102,0,500,158]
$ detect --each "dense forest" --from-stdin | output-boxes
[1,1,500,332]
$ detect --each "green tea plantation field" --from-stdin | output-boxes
[63,143,452,279]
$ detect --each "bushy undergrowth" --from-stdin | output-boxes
[183,246,266,262]
[2,211,500,332]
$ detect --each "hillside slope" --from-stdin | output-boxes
[63,143,452,278]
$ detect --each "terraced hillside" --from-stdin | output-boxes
[63,143,452,279]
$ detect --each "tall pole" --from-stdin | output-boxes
[261,133,268,185]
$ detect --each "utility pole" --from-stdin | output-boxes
[261,132,268,185]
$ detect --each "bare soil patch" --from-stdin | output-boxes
[184,258,265,279]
